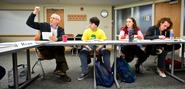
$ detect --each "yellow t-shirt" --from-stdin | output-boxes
[82,28,107,41]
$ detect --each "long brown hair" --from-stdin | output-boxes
[125,17,139,31]
[156,17,173,30]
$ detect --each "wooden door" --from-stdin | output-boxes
[46,9,64,28]
[155,0,181,37]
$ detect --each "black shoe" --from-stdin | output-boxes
[53,70,65,76]
[60,75,72,82]
[135,64,140,73]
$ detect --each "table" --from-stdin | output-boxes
[45,39,184,88]
[0,41,47,89]
[1,40,183,89]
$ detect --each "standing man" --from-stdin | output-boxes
[26,6,71,82]
[78,17,111,80]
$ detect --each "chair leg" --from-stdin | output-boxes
[73,46,79,56]
[71,47,74,55]
[32,60,40,74]
[75,48,78,56]
[38,60,46,78]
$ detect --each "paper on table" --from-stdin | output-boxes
[16,41,37,47]
[42,32,51,40]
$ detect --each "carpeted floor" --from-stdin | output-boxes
[0,51,185,89]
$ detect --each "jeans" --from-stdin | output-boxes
[79,46,110,74]
[157,51,168,69]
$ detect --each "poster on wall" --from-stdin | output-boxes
[68,14,87,21]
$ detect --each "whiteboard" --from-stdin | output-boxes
[0,10,38,35]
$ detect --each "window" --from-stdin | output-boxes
[115,4,152,36]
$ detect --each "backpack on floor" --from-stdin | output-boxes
[95,61,114,87]
[165,58,182,70]
[0,65,6,80]
[114,57,136,83]
[8,64,27,88]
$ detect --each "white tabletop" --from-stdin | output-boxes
[0,39,182,54]
[44,39,182,46]
[0,41,48,54]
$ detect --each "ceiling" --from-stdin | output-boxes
[0,0,149,6]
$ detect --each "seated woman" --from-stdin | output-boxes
[144,17,181,78]
[119,17,147,73]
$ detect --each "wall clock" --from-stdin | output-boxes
[100,10,108,18]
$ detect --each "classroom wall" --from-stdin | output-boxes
[183,0,185,35]
[0,3,112,42]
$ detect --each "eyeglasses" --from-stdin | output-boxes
[50,17,59,20]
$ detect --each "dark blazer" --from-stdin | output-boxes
[144,26,170,40]
[26,13,65,41]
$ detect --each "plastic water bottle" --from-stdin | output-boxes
[170,29,174,40]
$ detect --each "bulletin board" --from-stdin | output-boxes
[67,14,87,21]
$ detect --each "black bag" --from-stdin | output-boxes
[95,61,114,87]
[8,64,27,88]
[0,65,6,80]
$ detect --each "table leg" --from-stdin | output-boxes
[166,44,185,83]
[12,52,19,89]
[113,45,120,88]
[171,44,175,75]
[93,47,97,89]
[181,44,184,68]
[19,49,40,89]
[26,49,31,80]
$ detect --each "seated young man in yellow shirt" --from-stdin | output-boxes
[78,17,111,80]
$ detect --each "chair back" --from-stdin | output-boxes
[65,34,75,41]
[75,34,83,40]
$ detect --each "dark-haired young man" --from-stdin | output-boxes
[78,17,111,80]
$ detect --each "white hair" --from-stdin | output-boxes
[50,13,61,21]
